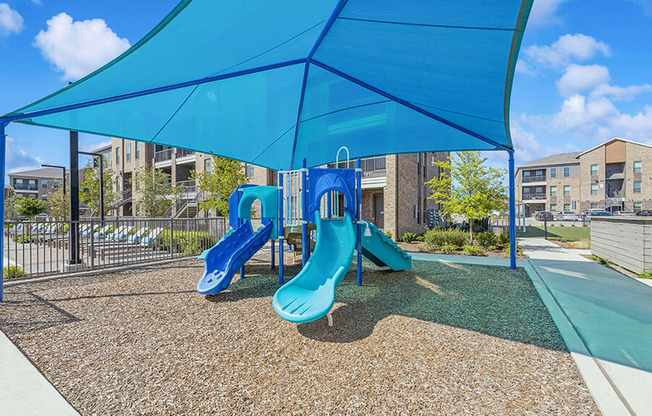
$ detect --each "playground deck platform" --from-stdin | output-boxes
[0,253,597,415]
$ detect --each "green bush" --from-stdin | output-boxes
[3,266,24,279]
[639,271,652,279]
[415,233,425,242]
[384,230,392,239]
[154,230,217,255]
[591,255,612,265]
[487,245,497,251]
[12,234,30,244]
[496,232,510,247]
[463,245,485,256]
[441,243,458,254]
[424,228,469,250]
[502,244,523,255]
[475,231,498,248]
[402,232,418,243]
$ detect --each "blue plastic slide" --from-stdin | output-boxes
[273,210,356,323]
[197,220,273,295]
[360,220,411,271]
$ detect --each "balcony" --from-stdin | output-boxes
[522,193,546,201]
[522,175,546,183]
[13,183,38,191]
[155,149,173,163]
[176,149,195,159]
[606,189,625,199]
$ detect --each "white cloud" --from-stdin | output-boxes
[551,94,618,134]
[80,139,111,152]
[527,0,571,28]
[5,137,44,174]
[515,60,536,76]
[0,3,23,36]
[590,83,652,101]
[556,64,610,97]
[525,34,610,69]
[34,13,130,81]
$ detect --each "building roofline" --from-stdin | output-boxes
[574,137,652,158]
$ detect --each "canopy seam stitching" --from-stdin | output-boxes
[338,17,515,31]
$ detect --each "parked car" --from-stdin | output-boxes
[614,211,636,217]
[636,210,652,216]
[536,211,554,221]
[556,211,578,221]
[585,211,613,221]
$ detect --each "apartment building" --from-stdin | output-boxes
[8,167,65,201]
[516,137,652,216]
[105,139,448,237]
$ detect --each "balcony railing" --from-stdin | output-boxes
[522,175,546,183]
[605,170,625,180]
[176,149,195,158]
[522,193,546,201]
[606,189,625,199]
[13,184,38,191]
[177,180,197,194]
[154,149,173,163]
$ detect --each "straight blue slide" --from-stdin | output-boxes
[360,220,411,271]
[197,220,273,295]
[273,210,356,323]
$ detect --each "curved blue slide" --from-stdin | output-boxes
[273,210,356,323]
[197,220,273,295]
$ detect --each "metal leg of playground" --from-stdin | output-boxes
[508,150,516,270]
[278,172,285,285]
[0,122,5,302]
[327,312,333,327]
[271,240,275,270]
[356,159,362,286]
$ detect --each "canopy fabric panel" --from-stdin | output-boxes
[3,0,533,171]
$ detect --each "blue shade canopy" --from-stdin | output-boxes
[3,0,533,170]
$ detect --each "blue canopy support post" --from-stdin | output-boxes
[278,172,284,285]
[69,131,81,265]
[301,158,308,267]
[271,240,275,270]
[508,150,516,270]
[0,121,6,302]
[356,159,362,286]
[327,191,332,218]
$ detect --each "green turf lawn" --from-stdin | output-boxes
[518,225,590,241]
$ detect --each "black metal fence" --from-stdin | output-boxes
[3,217,227,280]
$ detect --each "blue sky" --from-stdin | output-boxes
[1,0,651,174]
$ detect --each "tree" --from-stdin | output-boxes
[4,186,15,220]
[15,197,47,219]
[47,188,69,220]
[426,151,507,243]
[80,157,116,216]
[192,156,248,217]
[134,164,185,217]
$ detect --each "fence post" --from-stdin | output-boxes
[90,219,95,268]
[169,218,174,258]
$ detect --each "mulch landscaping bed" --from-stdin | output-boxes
[0,253,598,415]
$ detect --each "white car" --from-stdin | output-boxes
[557,212,578,221]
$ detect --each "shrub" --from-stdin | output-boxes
[415,233,425,242]
[385,230,392,239]
[154,230,217,256]
[3,266,24,279]
[639,271,652,279]
[402,232,418,243]
[591,255,611,265]
[487,245,497,251]
[463,245,485,256]
[502,244,523,255]
[12,234,30,244]
[441,243,458,254]
[424,228,469,250]
[475,231,497,248]
[496,232,510,247]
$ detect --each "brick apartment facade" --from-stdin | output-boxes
[8,167,65,202]
[104,138,448,239]
[516,137,652,216]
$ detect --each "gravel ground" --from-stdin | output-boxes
[0,254,599,415]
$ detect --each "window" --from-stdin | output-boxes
[564,185,571,196]
[634,181,642,193]
[126,144,131,162]
[590,202,598,209]
[550,168,556,178]
[536,204,543,211]
[590,164,598,176]
[116,147,120,164]
[634,161,642,173]
[41,180,48,189]
[245,164,254,178]
[14,178,23,187]
[135,143,140,160]
[634,202,642,212]
[204,158,212,172]
[591,183,598,195]
[116,176,122,191]
[550,186,557,196]
[563,167,570,177]
[523,188,530,194]
[535,187,544,194]
[572,200,576,210]
[28,180,36,189]
[564,203,571,211]
[523,171,531,177]
[536,170,544,176]
[550,204,557,212]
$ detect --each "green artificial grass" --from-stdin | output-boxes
[518,226,590,242]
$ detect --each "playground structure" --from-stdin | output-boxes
[197,153,412,323]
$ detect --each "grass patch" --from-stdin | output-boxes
[519,226,590,242]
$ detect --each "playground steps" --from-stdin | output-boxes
[360,220,411,271]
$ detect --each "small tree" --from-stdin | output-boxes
[135,164,185,217]
[80,157,116,216]
[15,197,47,219]
[192,156,248,217]
[4,186,16,220]
[426,152,507,243]
[47,188,69,220]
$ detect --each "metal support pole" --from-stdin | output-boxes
[508,151,516,270]
[0,122,7,301]
[69,131,80,264]
[271,239,275,270]
[278,172,284,285]
[98,155,104,222]
[327,191,332,218]
[301,158,308,267]
[356,159,362,286]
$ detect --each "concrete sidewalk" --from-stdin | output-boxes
[0,330,79,416]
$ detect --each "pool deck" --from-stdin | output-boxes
[414,238,652,416]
